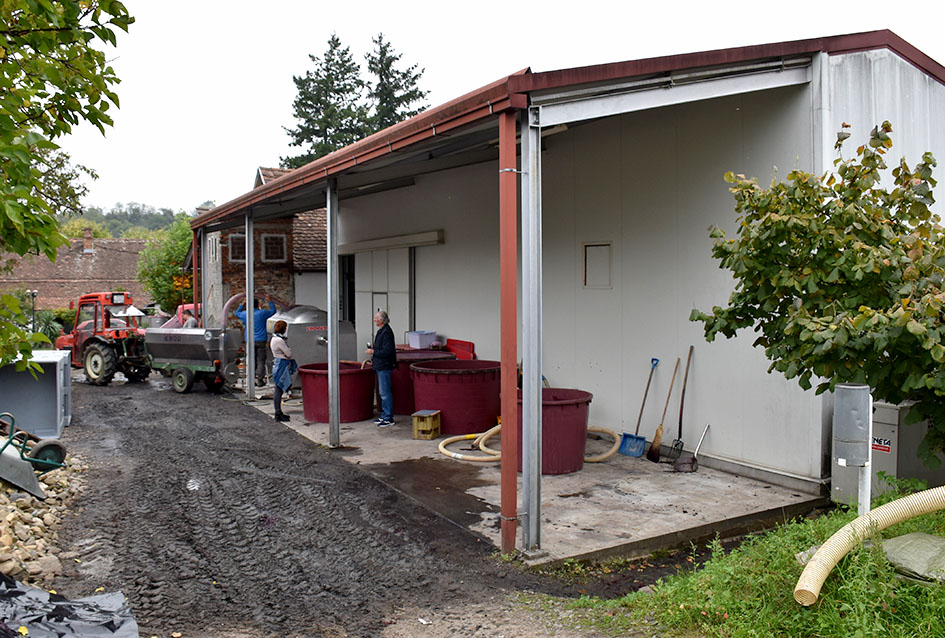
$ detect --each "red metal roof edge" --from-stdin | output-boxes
[194,29,945,230]
[193,69,530,229]
[509,29,945,93]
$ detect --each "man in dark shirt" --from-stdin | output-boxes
[235,296,276,386]
[365,310,396,427]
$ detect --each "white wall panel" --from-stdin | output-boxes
[293,272,327,310]
[829,50,945,188]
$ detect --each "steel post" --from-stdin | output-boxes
[327,180,341,447]
[498,110,519,555]
[521,106,544,554]
[245,212,255,401]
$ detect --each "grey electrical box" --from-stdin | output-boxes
[0,349,71,439]
[833,383,872,466]
[832,401,945,505]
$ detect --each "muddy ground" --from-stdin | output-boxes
[53,374,698,637]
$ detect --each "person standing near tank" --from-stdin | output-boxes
[235,296,276,387]
[365,310,396,427]
[270,320,297,422]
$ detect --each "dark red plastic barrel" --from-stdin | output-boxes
[389,350,456,415]
[516,388,593,475]
[410,360,501,435]
[299,362,375,423]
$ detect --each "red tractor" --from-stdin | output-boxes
[55,292,151,385]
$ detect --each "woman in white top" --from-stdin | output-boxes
[270,320,296,422]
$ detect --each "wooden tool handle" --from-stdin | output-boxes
[659,358,680,426]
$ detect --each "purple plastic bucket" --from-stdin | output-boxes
[410,360,501,435]
[516,388,593,475]
[299,362,375,423]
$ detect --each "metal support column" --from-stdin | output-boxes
[199,228,209,327]
[327,180,341,447]
[191,230,199,323]
[498,110,519,555]
[245,212,256,401]
[521,105,544,554]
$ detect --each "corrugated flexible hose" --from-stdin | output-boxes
[794,485,945,606]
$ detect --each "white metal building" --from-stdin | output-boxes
[192,30,945,553]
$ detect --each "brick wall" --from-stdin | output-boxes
[220,220,295,327]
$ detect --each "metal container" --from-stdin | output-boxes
[266,305,357,367]
[0,349,71,438]
[145,328,241,367]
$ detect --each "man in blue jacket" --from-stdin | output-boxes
[365,310,396,427]
[235,296,276,386]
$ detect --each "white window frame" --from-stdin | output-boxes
[261,233,287,263]
[228,233,245,263]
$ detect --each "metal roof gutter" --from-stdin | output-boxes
[192,70,530,230]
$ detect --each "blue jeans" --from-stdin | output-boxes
[376,369,393,420]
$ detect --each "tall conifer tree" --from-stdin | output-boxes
[281,34,367,168]
[364,33,429,132]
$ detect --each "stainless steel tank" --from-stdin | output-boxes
[267,305,358,368]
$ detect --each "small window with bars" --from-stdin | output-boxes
[262,234,287,263]
[228,234,245,262]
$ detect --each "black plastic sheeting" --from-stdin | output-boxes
[0,574,138,637]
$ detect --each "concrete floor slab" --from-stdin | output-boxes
[252,393,826,564]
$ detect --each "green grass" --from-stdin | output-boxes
[535,476,945,637]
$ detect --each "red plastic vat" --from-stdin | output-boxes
[516,388,593,475]
[389,350,456,415]
[299,362,375,423]
[410,360,501,435]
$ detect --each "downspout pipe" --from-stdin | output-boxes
[794,485,945,606]
[498,110,519,555]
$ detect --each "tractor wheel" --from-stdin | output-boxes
[28,438,67,471]
[203,376,225,393]
[84,343,117,385]
[172,368,195,393]
[125,365,151,383]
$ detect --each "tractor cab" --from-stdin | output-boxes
[55,292,149,382]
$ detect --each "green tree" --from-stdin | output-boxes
[364,33,428,132]
[137,214,193,312]
[0,1,133,369]
[281,33,367,168]
[691,122,945,463]
[61,218,112,238]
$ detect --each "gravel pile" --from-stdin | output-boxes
[0,457,86,586]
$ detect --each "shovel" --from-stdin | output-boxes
[618,358,659,457]
[668,345,694,461]
[674,423,710,473]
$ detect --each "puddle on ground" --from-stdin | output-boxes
[363,456,497,529]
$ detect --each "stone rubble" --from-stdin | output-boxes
[0,455,87,586]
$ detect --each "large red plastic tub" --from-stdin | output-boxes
[516,388,593,475]
[410,360,501,435]
[389,350,456,415]
[299,362,375,423]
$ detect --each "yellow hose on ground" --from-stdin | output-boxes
[794,485,945,606]
[473,425,621,463]
[437,433,501,463]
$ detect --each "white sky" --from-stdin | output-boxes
[59,0,945,213]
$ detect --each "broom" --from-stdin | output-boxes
[646,356,680,463]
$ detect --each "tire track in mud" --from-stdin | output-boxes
[56,378,569,637]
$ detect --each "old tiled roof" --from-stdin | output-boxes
[293,209,326,272]
[256,166,292,188]
[0,238,151,309]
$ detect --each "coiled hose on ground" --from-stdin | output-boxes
[437,424,621,464]
[794,485,945,606]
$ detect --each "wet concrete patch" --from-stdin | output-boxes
[363,457,497,528]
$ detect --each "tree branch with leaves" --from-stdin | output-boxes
[0,0,133,369]
[691,122,945,463]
